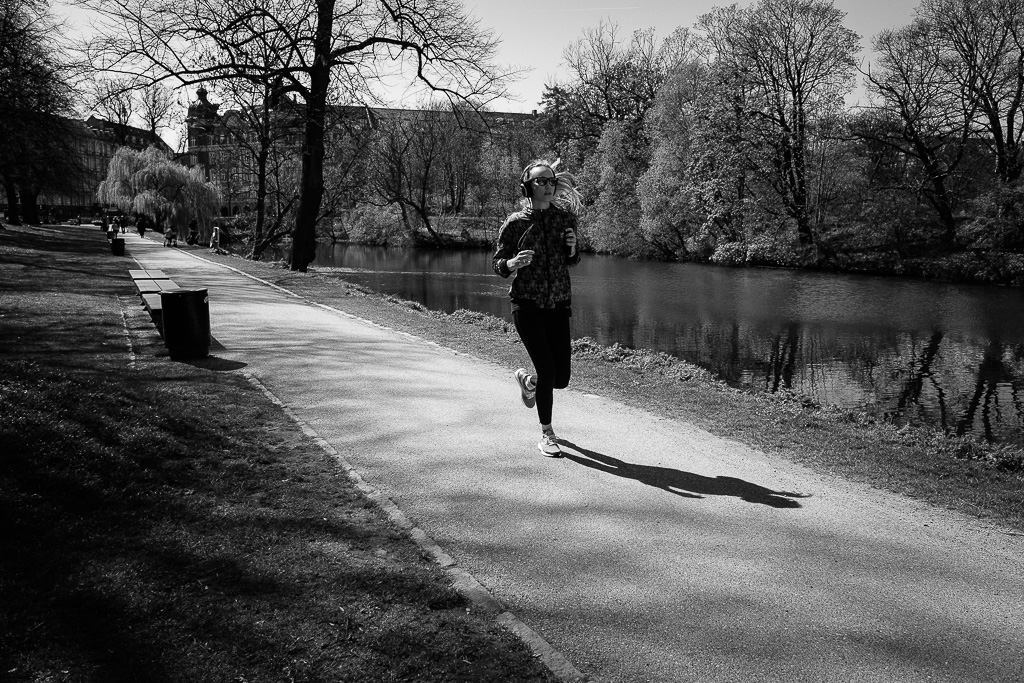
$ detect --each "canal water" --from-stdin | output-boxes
[303,243,1024,446]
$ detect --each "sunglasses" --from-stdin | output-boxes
[529,176,558,187]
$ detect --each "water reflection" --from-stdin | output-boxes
[301,243,1024,445]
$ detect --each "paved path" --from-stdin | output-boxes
[124,232,1024,683]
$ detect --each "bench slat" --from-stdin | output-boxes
[135,279,178,295]
[130,269,169,280]
[141,293,162,311]
[135,279,161,294]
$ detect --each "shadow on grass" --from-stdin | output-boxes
[184,354,247,372]
[1,224,134,295]
[559,440,810,508]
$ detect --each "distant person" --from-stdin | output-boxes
[186,220,199,245]
[210,225,221,249]
[492,159,582,457]
[164,226,177,247]
[137,216,146,238]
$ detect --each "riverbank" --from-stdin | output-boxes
[195,245,1024,533]
[345,226,1024,287]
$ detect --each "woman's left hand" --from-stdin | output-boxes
[564,227,577,255]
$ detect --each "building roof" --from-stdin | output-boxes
[84,115,172,153]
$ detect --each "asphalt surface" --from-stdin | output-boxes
[124,230,1024,683]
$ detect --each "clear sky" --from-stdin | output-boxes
[54,0,921,117]
[467,0,920,112]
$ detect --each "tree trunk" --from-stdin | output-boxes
[250,137,270,260]
[398,201,413,235]
[908,135,959,247]
[412,203,437,239]
[4,180,21,225]
[791,116,813,248]
[928,180,957,247]
[21,186,40,225]
[289,0,334,272]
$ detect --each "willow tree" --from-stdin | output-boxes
[79,0,514,271]
[98,146,220,235]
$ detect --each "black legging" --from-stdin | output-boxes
[513,307,571,425]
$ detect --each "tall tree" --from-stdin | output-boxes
[138,83,176,145]
[79,0,512,271]
[584,120,650,255]
[859,20,975,245]
[543,21,673,160]
[917,0,1024,185]
[699,0,859,250]
[546,22,690,255]
[639,55,761,259]
[0,0,80,224]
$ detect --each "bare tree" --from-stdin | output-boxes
[202,76,296,258]
[917,0,1024,185]
[368,107,446,239]
[78,0,513,271]
[544,21,674,156]
[138,82,175,144]
[699,0,860,249]
[316,107,376,240]
[859,20,976,245]
[88,77,136,141]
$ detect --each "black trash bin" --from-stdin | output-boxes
[111,237,125,255]
[160,288,210,360]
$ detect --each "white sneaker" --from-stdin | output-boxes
[514,368,536,408]
[537,432,561,457]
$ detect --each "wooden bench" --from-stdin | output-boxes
[141,293,164,334]
[130,268,178,336]
[134,279,178,295]
[128,269,169,280]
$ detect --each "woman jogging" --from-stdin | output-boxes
[492,159,582,456]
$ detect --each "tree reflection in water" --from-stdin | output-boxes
[744,324,1023,445]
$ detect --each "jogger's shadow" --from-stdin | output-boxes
[558,440,810,509]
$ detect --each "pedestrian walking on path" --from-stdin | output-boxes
[493,159,582,457]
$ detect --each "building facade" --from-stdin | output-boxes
[182,88,543,218]
[3,116,173,223]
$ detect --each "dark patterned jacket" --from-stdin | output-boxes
[492,205,581,312]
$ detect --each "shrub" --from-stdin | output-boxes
[333,205,404,246]
[710,241,747,266]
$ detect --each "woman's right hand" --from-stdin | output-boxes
[509,249,535,270]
